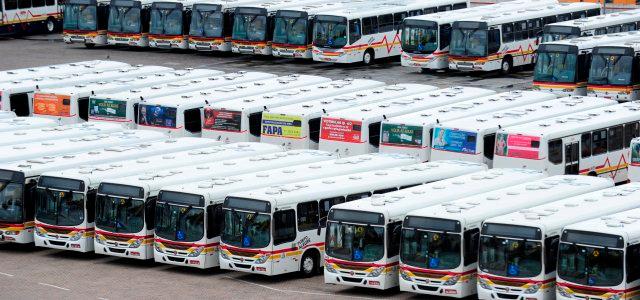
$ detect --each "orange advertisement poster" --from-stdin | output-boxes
[33,93,71,117]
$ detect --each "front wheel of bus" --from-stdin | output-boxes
[300,252,318,277]
[500,57,513,74]
[85,43,95,49]
[363,49,375,65]
[45,17,56,33]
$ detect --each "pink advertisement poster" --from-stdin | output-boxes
[495,133,541,159]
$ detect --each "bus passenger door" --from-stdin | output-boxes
[565,142,579,175]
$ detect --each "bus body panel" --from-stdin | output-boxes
[0,0,61,35]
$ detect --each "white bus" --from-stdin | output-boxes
[478,183,640,300]
[542,9,640,43]
[430,96,617,168]
[137,74,330,137]
[379,91,557,162]
[148,0,202,49]
[0,60,127,84]
[260,84,437,150]
[0,111,16,119]
[629,137,640,182]
[33,142,272,252]
[587,40,640,101]
[0,61,132,116]
[32,66,181,125]
[0,122,124,147]
[0,138,221,244]
[448,3,601,73]
[220,160,486,277]
[106,0,154,47]
[319,86,496,157]
[95,149,336,260]
[62,0,110,47]
[88,69,252,128]
[400,0,556,71]
[493,102,640,184]
[323,168,546,290]
[397,175,613,297]
[556,207,640,300]
[154,153,417,269]
[202,79,384,143]
[312,0,468,65]
[0,0,61,35]
[0,117,58,133]
[533,32,640,97]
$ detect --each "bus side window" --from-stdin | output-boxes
[624,122,639,147]
[608,125,623,152]
[558,13,571,22]
[78,97,89,121]
[86,190,97,223]
[346,192,371,201]
[32,0,43,7]
[502,23,514,43]
[319,196,344,227]
[514,21,527,41]
[362,16,378,35]
[623,22,637,32]
[571,11,586,20]
[248,112,262,137]
[595,28,607,35]
[544,236,559,274]
[627,243,640,283]
[452,2,467,10]
[378,14,393,32]
[587,8,600,17]
[423,7,436,14]
[183,108,202,133]
[581,133,592,158]
[393,12,406,31]
[297,201,319,232]
[309,117,321,143]
[17,0,30,9]
[463,229,479,266]
[548,139,563,164]
[437,5,451,12]
[348,19,361,44]
[5,0,18,10]
[386,221,402,258]
[483,133,496,160]
[145,196,157,231]
[528,18,542,38]
[607,25,622,34]
[543,16,556,26]
[369,122,381,148]
[408,9,422,17]
[206,204,223,239]
[439,24,451,49]
[373,187,397,194]
[592,128,607,156]
[576,53,591,82]
[273,209,296,245]
[24,180,37,221]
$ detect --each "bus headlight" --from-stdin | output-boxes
[366,267,384,278]
[3,230,19,235]
[400,270,413,282]
[69,231,84,241]
[254,255,269,264]
[220,251,230,260]
[188,246,204,257]
[443,275,460,286]
[557,286,572,298]
[524,283,541,294]
[478,278,493,290]
[607,293,623,300]
[129,238,142,248]
[325,263,337,273]
[95,235,106,245]
[154,242,163,253]
[35,227,46,237]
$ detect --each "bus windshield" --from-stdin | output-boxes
[313,16,347,49]
[273,14,307,45]
[189,9,223,38]
[401,21,438,54]
[155,202,204,242]
[450,25,487,57]
[95,195,145,234]
[221,209,271,249]
[557,243,624,287]
[0,181,24,224]
[326,221,385,262]
[542,25,580,43]
[479,236,542,278]
[150,6,183,35]
[232,11,267,42]
[35,189,85,227]
[64,4,98,31]
[108,5,142,33]
[534,50,578,83]
[588,49,634,86]
[401,229,461,270]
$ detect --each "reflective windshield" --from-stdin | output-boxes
[401,229,461,269]
[189,10,223,37]
[558,243,624,287]
[479,236,542,277]
[154,202,204,242]
[150,7,183,35]
[401,23,438,54]
[232,13,267,41]
[64,4,97,30]
[450,28,487,57]
[95,195,144,234]
[221,209,271,248]
[326,221,385,262]
[542,26,580,43]
[108,6,141,33]
[588,54,634,86]
[35,189,84,227]
[273,16,307,45]
[313,18,347,48]
[0,181,23,223]
[534,51,578,83]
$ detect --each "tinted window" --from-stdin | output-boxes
[592,129,607,155]
[373,187,397,194]
[349,19,361,44]
[206,204,223,239]
[319,196,345,227]
[543,16,557,25]
[608,125,623,151]
[409,9,422,16]
[484,133,496,160]
[393,12,406,30]
[628,243,640,283]
[587,8,600,17]
[17,0,29,8]
[581,133,592,158]
[439,24,451,49]
[549,139,563,164]
[273,209,296,245]
[378,14,394,32]
[453,2,467,9]
[362,16,378,35]
[5,0,18,9]
[625,122,639,147]
[502,23,514,43]
[437,5,451,12]
[297,201,319,232]
[571,11,586,20]
[45,0,53,5]
[32,0,44,7]
[184,108,202,133]
[558,14,571,22]
[387,221,402,258]
[515,21,527,40]
[464,229,480,266]
[346,192,371,201]
[545,236,559,273]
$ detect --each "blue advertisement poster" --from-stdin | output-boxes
[138,105,177,128]
[432,128,477,154]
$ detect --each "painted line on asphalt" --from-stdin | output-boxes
[38,283,70,291]
[0,272,14,277]
[98,297,109,300]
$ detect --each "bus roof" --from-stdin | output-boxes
[328,168,546,221]
[545,8,640,31]
[593,38,640,51]
[458,3,600,26]
[0,117,58,133]
[539,31,640,51]
[229,160,486,209]
[562,206,640,244]
[0,122,124,147]
[435,96,617,133]
[406,175,613,229]
[483,183,640,238]
[498,102,640,139]
[316,0,458,19]
[0,61,130,84]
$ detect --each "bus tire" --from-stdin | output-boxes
[45,17,57,33]
[588,171,598,177]
[500,56,513,74]
[300,250,319,277]
[85,43,96,49]
[363,49,375,65]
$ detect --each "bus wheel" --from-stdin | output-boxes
[85,43,95,49]
[300,251,318,277]
[363,49,375,65]
[500,56,513,74]
[588,171,598,177]
[45,17,57,33]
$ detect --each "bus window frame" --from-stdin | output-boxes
[273,209,296,246]
[502,23,514,43]
[297,200,320,232]
[592,128,608,156]
[608,125,624,152]
[581,132,592,158]
[548,139,563,164]
[362,16,378,35]
[378,13,393,32]
[349,18,362,45]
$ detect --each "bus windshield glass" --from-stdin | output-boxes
[189,7,223,38]
[64,3,98,31]
[542,25,580,42]
[401,229,461,270]
[108,5,142,33]
[0,180,24,224]
[35,189,85,227]
[273,12,307,45]
[401,20,438,54]
[479,236,542,278]
[326,210,385,262]
[588,48,634,86]
[95,195,145,234]
[557,243,624,287]
[232,9,267,42]
[313,15,347,49]
[450,22,487,57]
[150,5,183,35]
[221,208,271,249]
[155,201,204,242]
[534,49,578,83]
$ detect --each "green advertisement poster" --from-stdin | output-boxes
[89,99,127,120]
[261,113,303,138]
[380,123,423,148]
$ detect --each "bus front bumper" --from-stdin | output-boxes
[449,59,497,72]
[107,33,148,47]
[401,52,448,70]
[219,252,274,275]
[34,226,94,252]
[399,269,475,298]
[272,45,312,59]
[587,86,635,101]
[324,260,398,290]
[477,275,554,300]
[94,233,153,260]
[232,43,271,55]
[188,39,230,52]
[0,222,35,244]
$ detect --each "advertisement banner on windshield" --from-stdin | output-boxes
[138,105,177,128]
[432,128,477,154]
[33,93,71,117]
[380,124,423,148]
[89,99,127,120]
[496,133,541,159]
[203,108,241,132]
[320,117,362,143]
[261,113,302,138]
